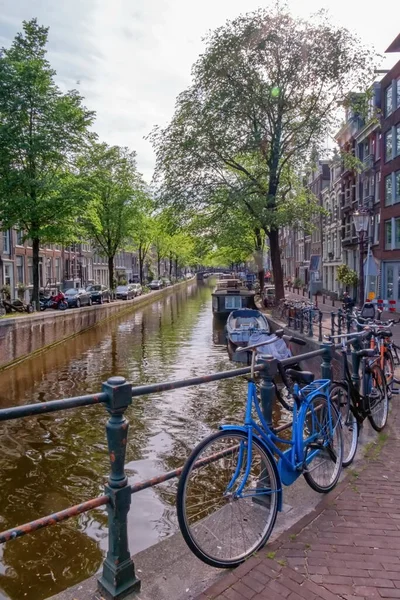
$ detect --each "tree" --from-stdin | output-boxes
[152,212,173,277]
[150,6,376,300]
[79,142,146,289]
[0,19,95,308]
[130,208,154,285]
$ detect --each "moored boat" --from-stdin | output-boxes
[226,309,270,351]
[212,278,255,317]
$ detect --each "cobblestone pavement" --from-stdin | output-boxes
[197,377,400,599]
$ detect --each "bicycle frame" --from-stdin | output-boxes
[339,347,372,423]
[221,377,333,495]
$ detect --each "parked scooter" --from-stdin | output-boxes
[40,291,68,311]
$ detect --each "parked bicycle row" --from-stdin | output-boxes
[176,315,398,569]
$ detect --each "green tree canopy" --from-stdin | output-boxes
[0,19,95,307]
[150,6,376,299]
[79,142,146,289]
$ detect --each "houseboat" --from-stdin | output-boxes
[211,278,256,317]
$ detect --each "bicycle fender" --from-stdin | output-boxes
[219,425,283,511]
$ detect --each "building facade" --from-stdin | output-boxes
[376,45,400,306]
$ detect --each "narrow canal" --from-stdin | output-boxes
[0,280,288,600]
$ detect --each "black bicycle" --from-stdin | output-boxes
[329,331,388,467]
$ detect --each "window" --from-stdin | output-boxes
[397,171,400,203]
[385,175,392,206]
[55,258,61,282]
[375,172,381,202]
[396,218,400,249]
[385,220,392,250]
[3,230,10,254]
[46,258,52,282]
[397,79,400,109]
[3,263,12,286]
[28,258,33,285]
[376,133,381,160]
[385,84,393,116]
[373,214,380,244]
[396,125,400,157]
[16,256,24,283]
[387,266,394,300]
[16,230,24,245]
[385,130,393,162]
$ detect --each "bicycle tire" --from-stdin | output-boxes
[330,382,359,467]
[383,350,395,399]
[176,429,279,568]
[300,395,343,493]
[367,365,388,432]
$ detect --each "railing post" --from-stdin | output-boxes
[98,376,140,600]
[257,356,278,429]
[318,310,323,342]
[330,312,335,337]
[346,312,351,334]
[350,338,362,391]
[293,308,298,331]
[320,342,334,380]
[299,309,304,334]
[337,308,342,336]
[308,309,313,338]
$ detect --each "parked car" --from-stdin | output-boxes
[86,284,111,304]
[64,288,92,308]
[162,278,172,287]
[149,279,163,290]
[130,283,142,296]
[116,285,135,300]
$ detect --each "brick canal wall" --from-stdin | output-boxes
[0,279,194,371]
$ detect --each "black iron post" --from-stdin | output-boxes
[320,342,334,380]
[318,310,323,342]
[98,376,140,600]
[337,308,342,336]
[257,356,278,429]
[331,312,335,337]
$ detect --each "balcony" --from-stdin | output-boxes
[342,234,358,247]
[362,194,374,209]
[363,153,375,171]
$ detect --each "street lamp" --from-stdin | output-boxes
[352,210,370,306]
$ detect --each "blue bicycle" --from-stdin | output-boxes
[177,333,343,568]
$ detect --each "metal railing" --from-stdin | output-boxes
[0,343,336,599]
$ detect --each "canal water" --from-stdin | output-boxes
[0,280,289,600]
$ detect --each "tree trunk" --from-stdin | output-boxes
[157,252,161,278]
[174,256,178,280]
[139,247,144,285]
[32,237,40,311]
[254,227,265,292]
[268,228,284,301]
[108,256,114,292]
[169,252,173,279]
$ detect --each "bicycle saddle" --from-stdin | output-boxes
[286,369,314,384]
[356,348,376,357]
[378,330,392,338]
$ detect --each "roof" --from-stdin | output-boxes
[386,34,400,53]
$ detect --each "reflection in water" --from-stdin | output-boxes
[0,282,289,600]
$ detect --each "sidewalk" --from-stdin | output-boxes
[282,290,400,347]
[197,399,400,600]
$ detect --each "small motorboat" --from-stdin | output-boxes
[226,309,270,355]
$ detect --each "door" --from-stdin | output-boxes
[3,262,14,297]
[383,262,400,310]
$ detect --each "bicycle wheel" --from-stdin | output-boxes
[176,429,279,568]
[330,383,359,467]
[383,351,395,399]
[367,365,388,432]
[300,395,343,493]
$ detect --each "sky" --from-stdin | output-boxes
[0,0,399,182]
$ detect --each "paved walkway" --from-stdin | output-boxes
[197,394,400,600]
[278,291,400,347]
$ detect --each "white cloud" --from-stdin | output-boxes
[0,0,399,181]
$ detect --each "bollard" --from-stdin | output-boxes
[323,295,326,305]
[337,308,342,336]
[308,309,313,338]
[330,312,335,337]
[257,356,278,429]
[98,376,140,600]
[293,308,298,331]
[320,342,334,380]
[299,309,304,334]
[318,310,323,342]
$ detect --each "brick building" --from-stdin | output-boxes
[377,36,400,306]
